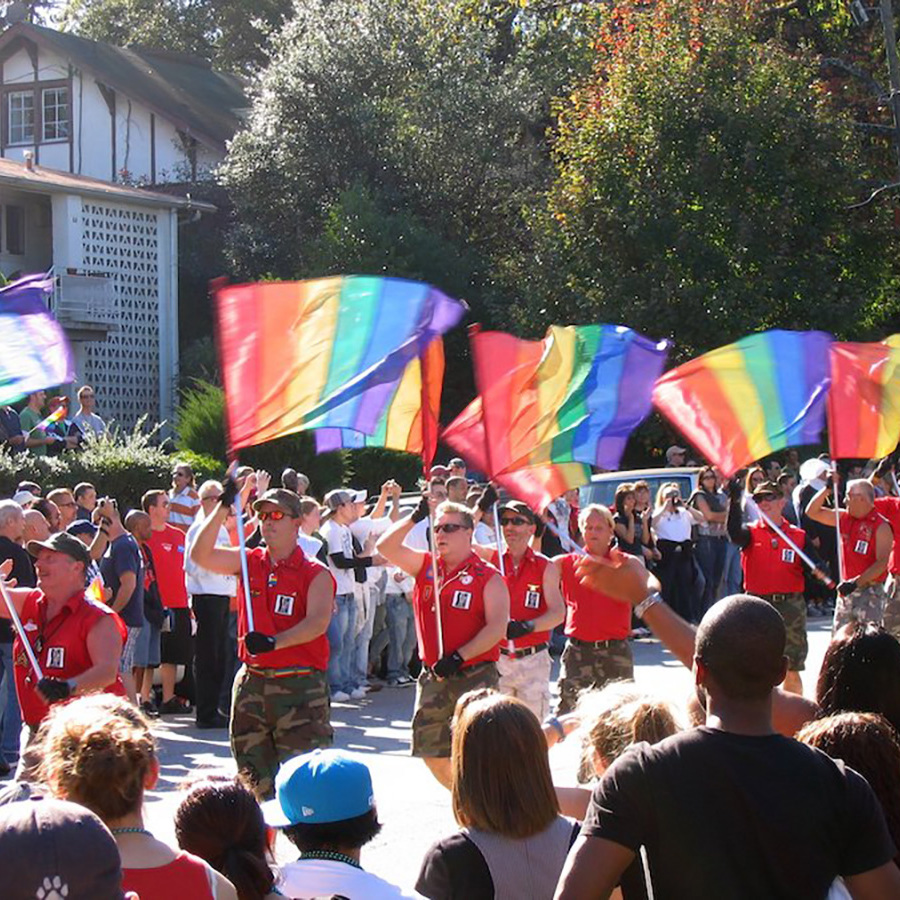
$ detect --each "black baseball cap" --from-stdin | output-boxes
[26,532,91,568]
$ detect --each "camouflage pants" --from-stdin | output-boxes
[833,582,886,635]
[497,647,552,722]
[883,576,900,641]
[231,665,333,800]
[411,661,498,758]
[762,592,807,671]
[557,637,633,715]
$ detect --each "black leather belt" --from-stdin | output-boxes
[569,636,627,649]
[500,642,549,660]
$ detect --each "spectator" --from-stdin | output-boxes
[18,390,55,455]
[73,384,106,438]
[448,458,467,480]
[168,462,200,532]
[262,748,418,898]
[297,496,325,561]
[0,404,25,454]
[690,466,729,614]
[37,694,237,899]
[33,497,61,534]
[44,396,81,454]
[0,797,130,900]
[281,468,310,496]
[22,508,50,544]
[778,472,799,525]
[17,481,41,498]
[12,489,37,508]
[664,445,687,467]
[384,564,417,686]
[417,692,578,899]
[555,596,900,898]
[741,465,767,524]
[175,777,280,900]
[446,477,468,504]
[67,518,103,584]
[74,481,97,521]
[612,483,643,558]
[47,488,78,530]
[185,480,237,730]
[142,489,192,715]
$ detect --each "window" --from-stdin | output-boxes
[6,206,24,256]
[42,87,68,141]
[8,91,34,145]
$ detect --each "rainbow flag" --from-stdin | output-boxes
[0,273,73,405]
[828,337,900,460]
[314,338,445,458]
[86,576,105,605]
[653,330,832,476]
[215,277,466,463]
[33,405,67,432]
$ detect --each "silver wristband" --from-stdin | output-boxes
[635,591,663,620]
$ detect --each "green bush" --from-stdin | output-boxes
[344,447,425,495]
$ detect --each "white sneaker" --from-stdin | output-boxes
[332,691,350,702]
[350,687,367,700]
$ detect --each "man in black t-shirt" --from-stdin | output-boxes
[555,595,900,900]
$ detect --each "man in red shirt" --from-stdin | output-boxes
[870,464,900,640]
[0,531,124,771]
[474,501,564,721]
[378,498,509,788]
[554,504,633,715]
[806,477,891,633]
[191,482,336,800]
[142,489,191,715]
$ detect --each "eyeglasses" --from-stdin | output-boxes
[500,516,530,527]
[259,510,292,521]
[434,523,470,534]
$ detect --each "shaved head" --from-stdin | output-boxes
[695,595,787,701]
[125,510,151,543]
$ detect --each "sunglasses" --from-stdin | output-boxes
[434,523,470,534]
[500,516,530,527]
[259,510,292,521]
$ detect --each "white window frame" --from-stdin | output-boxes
[8,90,34,145]
[42,87,68,141]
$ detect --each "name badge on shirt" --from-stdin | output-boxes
[274,594,295,616]
[855,540,869,555]
[525,586,542,609]
[781,549,795,564]
[451,590,472,610]
[46,646,65,669]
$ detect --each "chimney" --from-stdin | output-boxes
[23,150,34,171]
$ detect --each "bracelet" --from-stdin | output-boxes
[544,715,566,743]
[635,591,663,620]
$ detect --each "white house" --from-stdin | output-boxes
[0,22,247,183]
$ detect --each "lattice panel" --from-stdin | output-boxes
[81,202,162,428]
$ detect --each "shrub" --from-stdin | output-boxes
[344,447,425,495]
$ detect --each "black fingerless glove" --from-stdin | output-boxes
[875,457,894,480]
[837,579,857,597]
[727,478,742,502]
[220,473,239,507]
[477,484,499,513]
[411,495,431,524]
[432,650,464,678]
[244,631,277,655]
[38,677,72,703]
[506,619,535,640]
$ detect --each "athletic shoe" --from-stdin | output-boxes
[159,697,192,715]
[196,714,229,730]
[139,699,160,718]
[331,691,350,702]
[350,687,367,700]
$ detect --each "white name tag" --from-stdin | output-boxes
[855,540,869,555]
[46,646,65,669]
[524,590,541,609]
[781,549,795,564]
[274,594,295,616]
[451,590,472,610]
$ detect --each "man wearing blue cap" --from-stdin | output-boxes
[262,748,422,899]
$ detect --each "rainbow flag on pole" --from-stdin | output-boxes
[828,336,900,460]
[652,330,832,476]
[215,277,466,465]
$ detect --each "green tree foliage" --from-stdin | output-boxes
[525,0,899,355]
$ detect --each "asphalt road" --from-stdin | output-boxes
[139,617,834,893]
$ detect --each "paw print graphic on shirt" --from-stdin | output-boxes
[35,875,69,899]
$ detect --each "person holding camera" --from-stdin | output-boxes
[651,483,705,623]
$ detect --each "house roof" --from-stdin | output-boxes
[0,155,216,211]
[0,23,248,152]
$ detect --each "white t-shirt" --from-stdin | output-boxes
[73,411,106,438]
[385,565,415,596]
[351,515,392,585]
[653,508,695,542]
[184,511,237,597]
[473,521,497,548]
[278,858,423,900]
[168,485,200,529]
[320,519,356,595]
[298,532,324,559]
[404,518,430,552]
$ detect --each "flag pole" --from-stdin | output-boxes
[832,470,846,584]
[0,578,42,681]
[757,509,835,589]
[232,475,255,633]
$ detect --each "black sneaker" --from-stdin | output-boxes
[159,697,192,715]
[139,699,160,718]
[196,714,229,730]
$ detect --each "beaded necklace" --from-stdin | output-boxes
[297,849,361,869]
[110,827,153,837]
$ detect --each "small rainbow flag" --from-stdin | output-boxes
[653,330,832,476]
[215,277,465,464]
[828,336,900,460]
[85,576,106,606]
[34,404,67,431]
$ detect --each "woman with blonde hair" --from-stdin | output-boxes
[37,693,237,900]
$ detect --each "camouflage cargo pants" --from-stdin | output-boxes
[231,665,333,800]
[763,592,807,671]
[883,576,900,641]
[557,637,634,715]
[833,582,886,635]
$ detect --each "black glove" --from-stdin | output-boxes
[477,484,499,513]
[220,472,239,507]
[411,495,431,524]
[825,472,835,493]
[875,457,894,480]
[837,579,857,597]
[37,677,72,703]
[244,631,277,655]
[727,478,743,502]
[432,650,464,678]
[506,619,535,640]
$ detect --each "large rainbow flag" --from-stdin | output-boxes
[215,277,465,463]
[0,273,73,405]
[653,330,832,476]
[828,337,900,460]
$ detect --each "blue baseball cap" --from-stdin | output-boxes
[67,519,98,538]
[261,749,375,827]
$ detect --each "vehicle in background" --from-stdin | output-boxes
[579,467,703,509]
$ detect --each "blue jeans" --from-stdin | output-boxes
[723,540,743,596]
[352,585,375,687]
[0,642,21,763]
[385,594,416,680]
[696,536,728,614]
[327,593,357,694]
[219,610,239,715]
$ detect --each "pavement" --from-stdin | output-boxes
[137,615,835,893]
